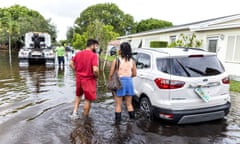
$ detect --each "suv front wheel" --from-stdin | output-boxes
[140,97,155,120]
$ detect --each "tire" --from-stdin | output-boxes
[132,96,139,108]
[140,97,154,120]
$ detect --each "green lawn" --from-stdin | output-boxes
[230,80,240,93]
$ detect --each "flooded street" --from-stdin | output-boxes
[0,51,240,144]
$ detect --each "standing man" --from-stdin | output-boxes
[55,43,65,67]
[32,33,40,49]
[69,39,99,119]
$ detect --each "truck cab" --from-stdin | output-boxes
[18,32,55,66]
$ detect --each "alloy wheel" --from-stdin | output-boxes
[140,97,154,120]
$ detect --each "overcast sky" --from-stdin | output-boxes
[1,0,240,40]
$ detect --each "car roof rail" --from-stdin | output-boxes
[174,47,206,51]
[138,48,169,54]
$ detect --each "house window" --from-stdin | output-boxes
[170,36,176,43]
[226,35,240,62]
[207,37,218,52]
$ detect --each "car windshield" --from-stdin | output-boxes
[156,55,225,77]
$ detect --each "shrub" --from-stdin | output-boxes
[168,33,203,48]
[150,41,168,48]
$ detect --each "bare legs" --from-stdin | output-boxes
[83,100,91,117]
[73,96,81,113]
[115,95,123,112]
[115,95,134,112]
[125,96,134,112]
[73,96,91,117]
[114,95,135,123]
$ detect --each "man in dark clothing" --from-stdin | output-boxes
[32,33,40,48]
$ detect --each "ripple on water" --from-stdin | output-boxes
[0,98,49,121]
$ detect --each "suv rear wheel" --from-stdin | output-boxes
[140,97,154,120]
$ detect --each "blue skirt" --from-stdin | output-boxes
[116,77,135,97]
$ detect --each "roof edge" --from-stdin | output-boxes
[118,13,240,39]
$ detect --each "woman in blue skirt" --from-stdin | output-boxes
[108,42,137,124]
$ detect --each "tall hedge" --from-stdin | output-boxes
[150,41,168,48]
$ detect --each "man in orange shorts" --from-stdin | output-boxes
[69,39,99,119]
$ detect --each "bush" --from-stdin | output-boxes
[168,33,203,48]
[150,41,168,48]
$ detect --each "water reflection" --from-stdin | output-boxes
[70,117,97,144]
[110,122,138,144]
[19,65,56,94]
[56,66,65,87]
[136,118,228,144]
[0,51,74,125]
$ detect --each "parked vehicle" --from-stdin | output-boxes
[18,32,55,66]
[132,48,231,124]
[110,47,117,56]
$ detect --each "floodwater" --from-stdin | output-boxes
[0,51,240,144]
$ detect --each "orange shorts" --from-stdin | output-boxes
[76,78,96,101]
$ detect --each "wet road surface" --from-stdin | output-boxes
[0,51,240,144]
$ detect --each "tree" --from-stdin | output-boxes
[85,20,119,51]
[168,33,203,48]
[136,18,173,33]
[0,5,57,49]
[72,33,87,50]
[66,27,74,42]
[74,3,135,35]
[71,20,119,51]
[0,9,20,57]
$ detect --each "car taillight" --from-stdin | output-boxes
[154,78,185,89]
[222,76,230,84]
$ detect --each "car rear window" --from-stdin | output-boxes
[157,55,225,77]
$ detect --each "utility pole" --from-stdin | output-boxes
[8,13,12,66]
[9,33,12,65]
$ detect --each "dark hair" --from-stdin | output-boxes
[86,39,99,47]
[120,42,132,61]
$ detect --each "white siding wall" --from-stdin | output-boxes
[195,29,240,76]
[143,36,159,47]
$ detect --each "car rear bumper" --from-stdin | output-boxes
[152,102,231,124]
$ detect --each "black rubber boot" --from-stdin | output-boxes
[115,112,121,124]
[128,111,135,119]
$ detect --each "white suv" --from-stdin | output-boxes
[132,48,231,124]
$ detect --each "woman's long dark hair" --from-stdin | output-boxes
[120,42,132,61]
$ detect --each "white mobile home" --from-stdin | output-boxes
[118,14,240,77]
